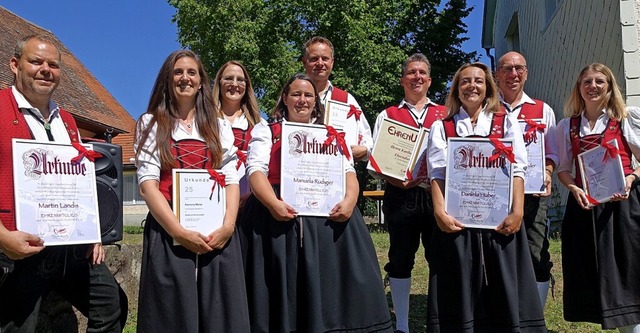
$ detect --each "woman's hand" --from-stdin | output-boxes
[434,209,464,233]
[495,212,523,236]
[568,184,593,210]
[329,198,356,222]
[173,228,213,254]
[207,224,234,250]
[268,200,297,221]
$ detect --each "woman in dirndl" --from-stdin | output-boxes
[134,50,249,332]
[557,63,640,333]
[239,73,393,333]
[426,62,546,333]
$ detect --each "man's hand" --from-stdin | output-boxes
[0,230,45,260]
[85,243,105,265]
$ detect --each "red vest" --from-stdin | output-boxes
[513,99,544,120]
[569,116,634,186]
[158,138,215,201]
[385,104,447,129]
[232,126,252,152]
[443,112,507,139]
[330,87,349,103]
[0,88,79,231]
[267,123,282,185]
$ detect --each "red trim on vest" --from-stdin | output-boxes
[443,112,507,139]
[232,126,252,152]
[0,88,79,231]
[267,123,282,185]
[385,104,447,129]
[569,116,634,187]
[330,87,349,104]
[515,100,544,120]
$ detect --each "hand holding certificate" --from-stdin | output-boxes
[577,139,626,205]
[444,138,515,229]
[280,122,347,216]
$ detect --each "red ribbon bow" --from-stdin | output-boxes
[347,105,362,121]
[71,142,103,164]
[324,125,351,161]
[601,141,619,162]
[236,150,247,170]
[489,138,516,163]
[207,169,226,201]
[523,119,546,141]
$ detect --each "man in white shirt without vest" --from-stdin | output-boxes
[496,51,558,309]
[301,36,373,162]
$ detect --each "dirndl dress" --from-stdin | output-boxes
[239,192,393,333]
[561,180,640,329]
[426,227,547,333]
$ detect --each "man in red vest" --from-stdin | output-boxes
[301,36,373,162]
[496,51,558,309]
[371,53,446,333]
[0,35,126,332]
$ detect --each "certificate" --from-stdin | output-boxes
[444,137,514,229]
[407,128,430,187]
[577,139,626,204]
[325,100,359,147]
[172,169,226,236]
[280,122,346,216]
[368,118,421,181]
[12,139,102,245]
[519,119,546,194]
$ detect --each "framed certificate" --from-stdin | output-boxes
[325,100,359,146]
[172,169,226,236]
[577,139,626,204]
[12,139,102,245]
[280,122,346,216]
[519,119,546,194]
[368,118,422,181]
[444,137,514,229]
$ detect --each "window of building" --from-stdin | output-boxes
[123,171,144,204]
[541,0,563,30]
[505,13,520,53]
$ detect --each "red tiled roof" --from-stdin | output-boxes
[0,6,136,166]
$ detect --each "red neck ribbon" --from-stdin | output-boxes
[324,125,351,161]
[71,142,103,164]
[207,169,226,201]
[489,138,516,163]
[347,105,362,121]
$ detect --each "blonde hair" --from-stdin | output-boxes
[445,62,501,118]
[564,63,627,121]
[212,61,261,126]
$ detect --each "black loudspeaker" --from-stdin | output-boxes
[91,142,123,244]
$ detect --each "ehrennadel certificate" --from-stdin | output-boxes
[12,139,102,245]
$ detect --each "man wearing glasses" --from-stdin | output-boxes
[496,51,558,309]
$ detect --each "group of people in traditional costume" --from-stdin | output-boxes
[3,33,634,333]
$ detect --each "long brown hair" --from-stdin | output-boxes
[212,60,261,126]
[445,62,501,118]
[271,73,324,124]
[135,50,223,170]
[564,63,627,120]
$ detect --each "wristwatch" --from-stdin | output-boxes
[630,173,640,183]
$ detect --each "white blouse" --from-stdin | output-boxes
[246,119,355,178]
[135,113,239,185]
[427,107,528,181]
[556,106,640,174]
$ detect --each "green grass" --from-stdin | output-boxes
[121,227,616,332]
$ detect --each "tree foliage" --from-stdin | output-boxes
[169,0,477,215]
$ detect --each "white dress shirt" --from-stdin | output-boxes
[12,86,78,143]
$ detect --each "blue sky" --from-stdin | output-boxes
[0,0,488,120]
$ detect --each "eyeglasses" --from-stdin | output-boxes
[499,65,527,74]
[221,76,247,86]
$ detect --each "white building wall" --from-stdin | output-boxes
[491,0,623,117]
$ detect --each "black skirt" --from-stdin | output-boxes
[561,182,640,329]
[238,193,393,333]
[137,212,250,333]
[426,226,546,333]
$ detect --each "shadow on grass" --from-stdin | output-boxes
[386,292,429,333]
